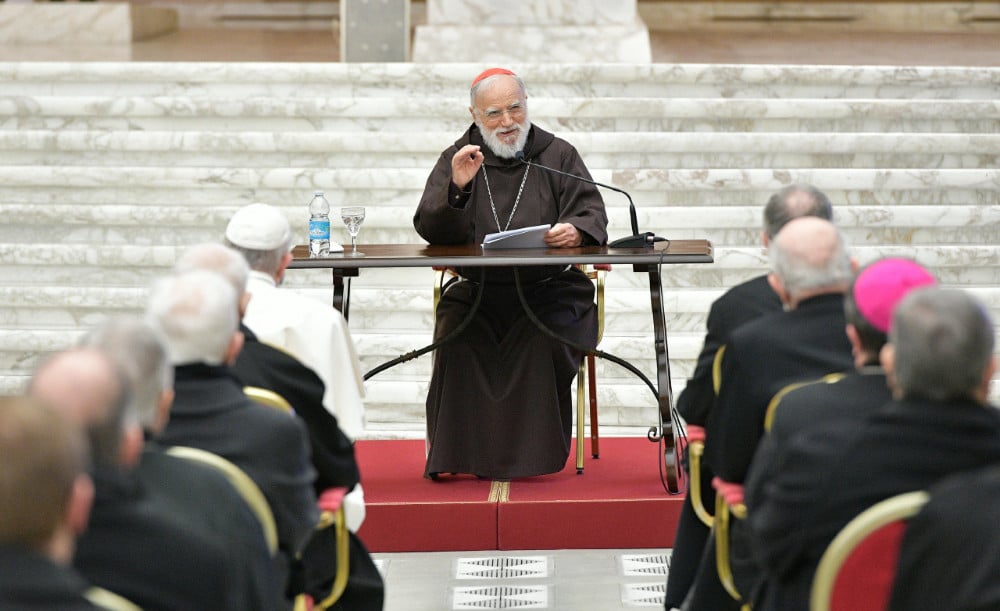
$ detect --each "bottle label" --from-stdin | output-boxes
[309,219,330,240]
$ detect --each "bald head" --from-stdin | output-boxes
[769,217,853,306]
[762,184,833,240]
[28,347,132,468]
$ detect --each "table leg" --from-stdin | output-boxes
[331,268,359,319]
[645,265,684,494]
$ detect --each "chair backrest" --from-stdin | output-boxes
[84,586,143,611]
[165,445,279,556]
[244,385,295,413]
[810,491,930,611]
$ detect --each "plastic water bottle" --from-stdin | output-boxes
[308,191,331,257]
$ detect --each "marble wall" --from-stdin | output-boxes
[1,62,999,434]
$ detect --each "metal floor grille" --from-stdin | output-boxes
[452,585,549,609]
[621,552,671,577]
[455,556,549,580]
[621,583,667,607]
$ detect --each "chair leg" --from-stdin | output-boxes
[576,359,586,474]
[587,354,600,458]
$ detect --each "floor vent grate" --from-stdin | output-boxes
[621,552,671,577]
[622,583,667,607]
[455,556,549,580]
[452,585,549,609]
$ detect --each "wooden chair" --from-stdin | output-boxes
[165,445,279,556]
[84,586,143,611]
[810,491,929,611]
[243,386,351,610]
[434,264,608,474]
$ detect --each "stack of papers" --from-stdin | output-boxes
[481,224,551,249]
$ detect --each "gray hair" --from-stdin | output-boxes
[470,72,528,108]
[146,270,239,366]
[769,219,853,299]
[890,287,995,402]
[79,316,173,431]
[223,238,289,277]
[763,184,833,239]
[175,242,250,297]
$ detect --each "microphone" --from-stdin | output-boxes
[514,150,656,248]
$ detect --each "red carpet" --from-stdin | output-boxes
[355,437,684,552]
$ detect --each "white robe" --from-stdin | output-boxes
[243,270,368,531]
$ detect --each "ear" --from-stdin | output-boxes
[761,231,770,249]
[979,355,997,402]
[118,424,144,468]
[224,329,245,366]
[469,106,476,122]
[845,324,864,363]
[275,251,293,284]
[767,273,790,306]
[66,474,94,536]
[880,343,900,398]
[238,292,251,320]
[153,388,174,434]
[850,256,860,274]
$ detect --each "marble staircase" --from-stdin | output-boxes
[2,62,999,433]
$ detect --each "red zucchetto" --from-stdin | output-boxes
[471,68,516,88]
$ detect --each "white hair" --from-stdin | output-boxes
[174,242,250,296]
[146,270,238,365]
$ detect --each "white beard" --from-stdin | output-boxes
[477,118,531,159]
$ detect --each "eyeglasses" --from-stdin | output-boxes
[478,103,526,124]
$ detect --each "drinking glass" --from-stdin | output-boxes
[341,206,366,257]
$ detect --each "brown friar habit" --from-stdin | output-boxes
[414,123,608,480]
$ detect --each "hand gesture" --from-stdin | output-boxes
[451,145,483,190]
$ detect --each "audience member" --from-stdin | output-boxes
[173,243,384,610]
[888,465,1000,611]
[0,396,99,610]
[746,287,1000,611]
[666,183,833,609]
[147,270,318,602]
[224,203,367,440]
[174,243,363,513]
[80,316,285,610]
[735,257,935,604]
[413,67,608,480]
[28,347,231,611]
[682,217,855,610]
[757,257,936,458]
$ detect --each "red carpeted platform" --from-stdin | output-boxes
[355,437,684,552]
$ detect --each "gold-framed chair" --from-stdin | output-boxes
[713,371,850,606]
[245,385,294,413]
[714,487,750,609]
[165,445,279,556]
[242,386,351,610]
[433,263,608,474]
[686,345,728,529]
[810,491,929,611]
[85,586,143,611]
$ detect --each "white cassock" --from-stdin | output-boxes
[243,269,367,530]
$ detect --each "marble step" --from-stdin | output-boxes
[3,131,998,170]
[0,210,996,253]
[2,63,998,100]
[4,97,998,133]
